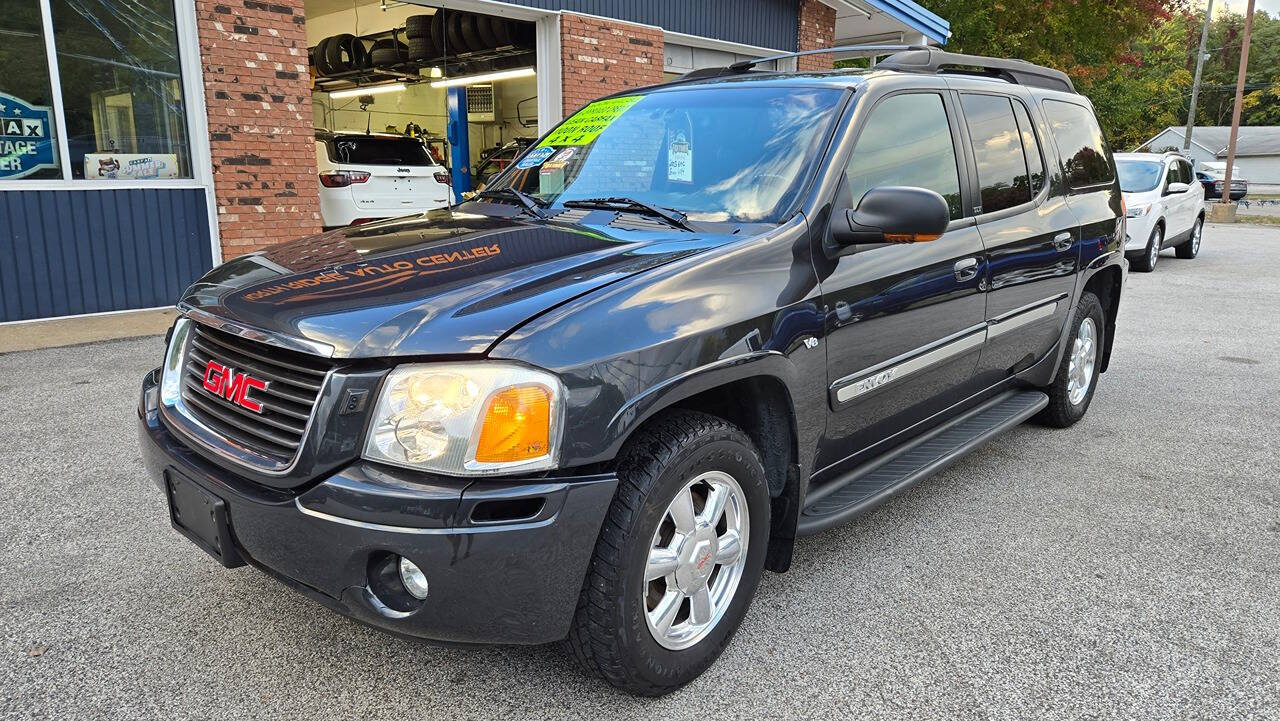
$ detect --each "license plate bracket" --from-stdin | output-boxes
[166,472,245,568]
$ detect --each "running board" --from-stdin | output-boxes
[796,390,1048,536]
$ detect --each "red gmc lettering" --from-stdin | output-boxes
[202,359,267,412]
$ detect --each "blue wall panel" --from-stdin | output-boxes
[502,0,799,51]
[0,188,214,323]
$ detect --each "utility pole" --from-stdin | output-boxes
[1184,0,1214,152]
[1221,0,1255,204]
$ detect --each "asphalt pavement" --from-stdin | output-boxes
[2,224,1278,720]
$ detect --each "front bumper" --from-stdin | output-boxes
[138,369,616,645]
[1124,212,1156,252]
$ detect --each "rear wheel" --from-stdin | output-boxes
[1176,216,1203,259]
[566,410,769,696]
[1036,291,1105,428]
[1132,224,1162,273]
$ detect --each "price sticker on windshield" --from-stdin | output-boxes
[537,96,642,148]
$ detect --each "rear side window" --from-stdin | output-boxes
[1042,100,1114,188]
[846,93,963,220]
[1010,101,1045,195]
[960,94,1032,213]
[327,137,434,166]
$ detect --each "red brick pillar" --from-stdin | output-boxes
[797,0,837,71]
[195,0,323,260]
[559,13,664,116]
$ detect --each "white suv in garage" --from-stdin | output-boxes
[316,131,453,228]
[1115,152,1205,272]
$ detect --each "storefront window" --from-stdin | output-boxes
[0,1,62,180]
[50,0,191,179]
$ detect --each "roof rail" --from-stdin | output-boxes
[677,44,925,81]
[875,47,1075,93]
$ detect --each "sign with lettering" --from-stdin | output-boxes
[536,96,642,148]
[85,153,180,180]
[0,92,57,179]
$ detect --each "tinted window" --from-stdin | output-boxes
[1011,100,1045,195]
[1179,160,1193,184]
[1116,160,1162,192]
[328,136,434,166]
[961,94,1031,213]
[1165,163,1178,189]
[846,93,963,220]
[1043,100,1114,188]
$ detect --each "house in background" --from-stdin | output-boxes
[1135,126,1280,184]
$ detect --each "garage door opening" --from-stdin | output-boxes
[305,1,541,227]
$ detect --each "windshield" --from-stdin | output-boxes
[487,86,845,223]
[1116,160,1163,192]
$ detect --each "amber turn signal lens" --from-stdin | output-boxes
[475,385,552,463]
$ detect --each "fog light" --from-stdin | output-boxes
[398,556,429,599]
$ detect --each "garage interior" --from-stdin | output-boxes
[305,0,541,194]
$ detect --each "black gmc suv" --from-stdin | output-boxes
[138,47,1126,696]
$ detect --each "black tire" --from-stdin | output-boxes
[314,37,337,76]
[324,33,357,73]
[1035,291,1105,428]
[431,11,448,56]
[370,47,404,66]
[447,12,467,55]
[566,410,770,696]
[405,14,431,39]
[460,14,483,53]
[475,15,498,48]
[1131,222,1162,273]
[408,35,434,61]
[1176,216,1203,259]
[350,38,370,70]
[490,17,513,46]
[511,20,535,49]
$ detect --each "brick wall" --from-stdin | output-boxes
[796,0,837,72]
[195,0,322,260]
[560,13,664,116]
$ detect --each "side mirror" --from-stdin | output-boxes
[1166,182,1190,195]
[831,186,950,247]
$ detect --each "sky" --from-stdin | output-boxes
[1210,0,1280,16]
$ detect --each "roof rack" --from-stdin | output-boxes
[677,44,1075,95]
[875,47,1075,93]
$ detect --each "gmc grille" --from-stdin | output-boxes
[181,323,330,464]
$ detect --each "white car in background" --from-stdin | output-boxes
[316,131,453,228]
[1115,152,1205,272]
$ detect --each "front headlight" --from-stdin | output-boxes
[160,317,193,406]
[363,363,564,475]
[1126,203,1150,218]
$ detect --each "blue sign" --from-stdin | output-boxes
[515,145,555,170]
[0,92,57,179]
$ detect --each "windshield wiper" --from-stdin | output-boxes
[475,187,548,218]
[562,197,694,231]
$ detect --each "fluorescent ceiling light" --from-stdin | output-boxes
[329,83,407,99]
[430,67,535,88]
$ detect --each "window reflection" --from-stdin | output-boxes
[845,93,963,220]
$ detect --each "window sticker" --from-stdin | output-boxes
[667,128,692,183]
[516,145,556,170]
[537,96,642,148]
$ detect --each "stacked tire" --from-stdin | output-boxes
[369,30,409,67]
[404,12,534,60]
[313,34,370,76]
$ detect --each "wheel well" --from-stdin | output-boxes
[1083,266,1122,373]
[669,376,797,499]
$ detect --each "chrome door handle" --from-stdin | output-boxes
[954,257,979,281]
[1052,232,1073,251]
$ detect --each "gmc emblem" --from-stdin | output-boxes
[202,360,268,413]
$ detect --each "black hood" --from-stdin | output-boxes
[181,208,735,358]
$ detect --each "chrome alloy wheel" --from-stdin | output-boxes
[643,470,749,650]
[1067,316,1098,406]
[1148,227,1162,269]
[1191,220,1202,254]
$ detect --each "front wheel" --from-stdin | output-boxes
[1176,217,1203,259]
[1131,224,1162,272]
[566,410,769,696]
[1036,291,1105,428]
